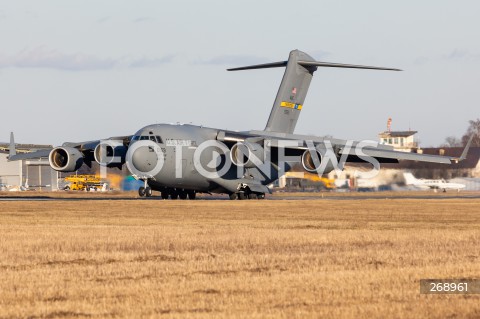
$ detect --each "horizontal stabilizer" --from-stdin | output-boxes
[227,60,401,72]
[297,61,402,71]
[227,61,287,71]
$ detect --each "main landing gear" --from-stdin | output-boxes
[229,192,265,200]
[159,188,196,200]
[138,185,196,200]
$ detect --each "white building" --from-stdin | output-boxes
[378,130,418,151]
[0,144,58,191]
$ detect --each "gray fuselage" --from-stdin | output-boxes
[128,124,282,194]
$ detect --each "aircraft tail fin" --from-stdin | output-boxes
[228,50,401,134]
[403,172,418,185]
[457,135,474,162]
[9,132,17,158]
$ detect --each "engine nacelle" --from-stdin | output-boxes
[301,149,336,175]
[49,147,84,172]
[94,142,127,167]
[230,141,265,168]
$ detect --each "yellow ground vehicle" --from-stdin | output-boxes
[284,171,336,189]
[64,175,104,191]
[303,173,336,189]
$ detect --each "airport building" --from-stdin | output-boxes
[0,143,58,191]
[378,130,418,151]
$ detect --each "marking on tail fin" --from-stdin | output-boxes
[280,101,302,110]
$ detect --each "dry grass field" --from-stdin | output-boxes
[0,196,479,318]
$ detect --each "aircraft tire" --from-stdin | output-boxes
[248,193,257,199]
[161,191,169,199]
[145,187,152,197]
[179,191,188,200]
[257,193,265,199]
[138,187,146,197]
[171,191,179,200]
[229,193,238,200]
[238,192,246,200]
[187,191,196,200]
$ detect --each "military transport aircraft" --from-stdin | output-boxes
[8,50,472,200]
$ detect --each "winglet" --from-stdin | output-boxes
[9,132,16,158]
[452,135,473,163]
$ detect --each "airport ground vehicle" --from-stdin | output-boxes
[63,175,105,191]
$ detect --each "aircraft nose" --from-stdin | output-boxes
[131,145,160,173]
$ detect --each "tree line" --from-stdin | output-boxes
[442,118,480,147]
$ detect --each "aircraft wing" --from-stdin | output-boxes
[338,147,452,164]
[220,130,473,165]
[7,149,53,161]
[337,134,473,164]
[7,132,132,164]
[62,135,132,151]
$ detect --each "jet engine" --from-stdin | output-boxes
[230,141,265,168]
[301,149,336,174]
[48,147,84,172]
[94,142,127,168]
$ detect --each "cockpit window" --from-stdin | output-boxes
[131,135,163,143]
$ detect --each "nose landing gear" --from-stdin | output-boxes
[138,180,152,197]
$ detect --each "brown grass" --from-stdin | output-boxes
[0,198,479,318]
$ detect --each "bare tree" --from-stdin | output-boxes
[462,118,480,146]
[441,136,462,147]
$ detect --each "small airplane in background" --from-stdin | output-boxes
[0,179,51,192]
[403,172,466,192]
[0,182,28,192]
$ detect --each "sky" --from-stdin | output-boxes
[1,0,479,147]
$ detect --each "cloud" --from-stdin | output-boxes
[0,48,116,71]
[133,17,155,23]
[129,55,175,68]
[195,54,268,66]
[444,49,480,61]
[413,56,429,65]
[0,48,176,71]
[446,49,468,60]
[96,16,110,24]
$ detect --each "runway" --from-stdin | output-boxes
[2,193,480,201]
